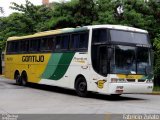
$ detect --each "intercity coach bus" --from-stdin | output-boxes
[5,25,154,97]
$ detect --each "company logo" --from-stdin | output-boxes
[95,80,106,89]
[6,57,13,61]
[73,57,87,64]
[22,55,44,62]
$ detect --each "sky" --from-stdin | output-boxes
[0,0,63,17]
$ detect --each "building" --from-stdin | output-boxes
[42,0,49,5]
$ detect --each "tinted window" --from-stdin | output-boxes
[41,37,55,51]
[71,32,89,50]
[71,34,80,49]
[61,35,69,49]
[91,46,108,76]
[79,33,88,49]
[30,39,40,52]
[110,30,150,45]
[137,47,150,74]
[55,36,61,50]
[110,45,136,74]
[7,42,12,53]
[20,40,29,52]
[92,29,107,43]
[7,41,19,53]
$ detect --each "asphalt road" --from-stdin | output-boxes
[0,76,160,114]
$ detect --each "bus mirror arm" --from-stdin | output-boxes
[145,65,152,75]
[107,47,114,61]
[151,50,154,65]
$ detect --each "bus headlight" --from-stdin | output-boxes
[111,78,118,83]
[111,78,126,83]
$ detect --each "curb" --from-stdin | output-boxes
[146,92,160,95]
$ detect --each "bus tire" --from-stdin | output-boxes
[75,76,88,97]
[14,71,21,85]
[21,71,28,86]
[111,94,121,97]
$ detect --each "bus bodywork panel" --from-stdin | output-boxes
[5,51,153,95]
[5,24,153,95]
[92,74,153,94]
[5,52,92,90]
[5,54,51,83]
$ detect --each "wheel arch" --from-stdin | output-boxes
[74,74,87,89]
[14,70,20,79]
[21,70,28,82]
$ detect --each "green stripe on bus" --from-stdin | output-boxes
[42,52,75,80]
[41,53,63,78]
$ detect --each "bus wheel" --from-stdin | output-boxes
[21,72,28,86]
[15,75,21,85]
[75,76,88,97]
[14,71,21,85]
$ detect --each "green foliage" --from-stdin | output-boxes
[153,36,160,83]
[94,0,116,24]
[1,0,160,84]
[153,85,160,91]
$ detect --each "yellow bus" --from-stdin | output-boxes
[5,25,154,97]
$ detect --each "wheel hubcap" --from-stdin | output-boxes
[22,79,26,85]
[79,82,86,92]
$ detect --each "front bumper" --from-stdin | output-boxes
[108,83,153,94]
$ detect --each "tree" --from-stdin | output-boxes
[10,0,54,32]
[1,0,160,85]
[93,0,117,24]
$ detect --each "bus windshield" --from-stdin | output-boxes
[110,45,151,74]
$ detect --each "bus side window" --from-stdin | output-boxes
[55,36,61,50]
[92,29,107,43]
[7,42,11,53]
[20,40,29,53]
[29,39,39,52]
[41,38,47,51]
[61,35,70,50]
[7,42,12,53]
[48,37,55,51]
[71,32,89,51]
[7,41,19,54]
[41,37,55,51]
[79,32,89,49]
[71,34,80,50]
[13,41,19,53]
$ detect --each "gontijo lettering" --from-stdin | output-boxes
[22,55,44,62]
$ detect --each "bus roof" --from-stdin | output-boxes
[7,24,148,41]
[86,24,148,33]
